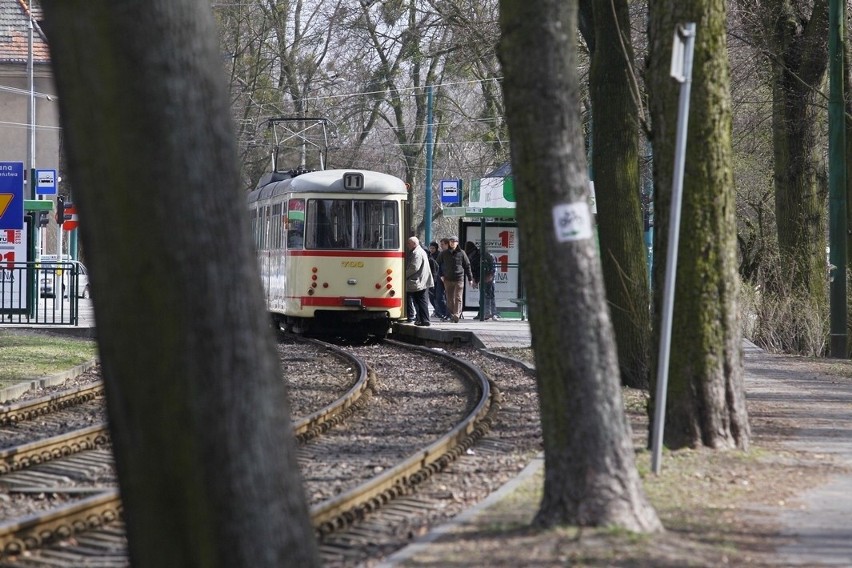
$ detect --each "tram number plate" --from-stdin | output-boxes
[343,172,364,190]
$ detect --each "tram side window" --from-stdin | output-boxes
[250,209,259,249]
[287,198,305,249]
[258,206,270,250]
[271,204,282,249]
[353,200,399,250]
[306,199,352,249]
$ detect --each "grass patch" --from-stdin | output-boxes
[0,330,97,389]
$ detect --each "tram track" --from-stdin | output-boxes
[0,337,513,566]
[0,336,366,559]
[307,339,495,535]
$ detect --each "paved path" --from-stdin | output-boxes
[744,341,852,565]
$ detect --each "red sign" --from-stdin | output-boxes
[63,206,79,231]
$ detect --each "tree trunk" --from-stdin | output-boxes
[845,18,852,348]
[648,0,749,450]
[766,0,829,351]
[585,0,651,389]
[41,2,320,566]
[498,0,661,533]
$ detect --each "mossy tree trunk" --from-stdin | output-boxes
[764,0,829,348]
[41,2,320,566]
[579,0,651,389]
[845,21,852,348]
[647,0,750,450]
[498,0,661,532]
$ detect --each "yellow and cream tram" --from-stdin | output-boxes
[248,169,408,337]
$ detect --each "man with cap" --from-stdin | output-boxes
[437,235,473,323]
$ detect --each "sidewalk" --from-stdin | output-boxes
[744,340,852,565]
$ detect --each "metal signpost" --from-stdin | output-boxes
[651,23,696,475]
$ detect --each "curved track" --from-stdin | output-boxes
[0,337,498,564]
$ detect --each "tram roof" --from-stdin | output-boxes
[291,169,407,195]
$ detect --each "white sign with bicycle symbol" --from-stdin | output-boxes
[553,202,593,242]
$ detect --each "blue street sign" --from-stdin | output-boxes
[0,162,24,230]
[35,168,57,196]
[440,179,462,204]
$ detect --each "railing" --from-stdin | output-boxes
[0,262,83,325]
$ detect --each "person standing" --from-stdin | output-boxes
[465,241,481,283]
[480,243,498,320]
[428,240,449,320]
[405,236,434,326]
[438,235,473,323]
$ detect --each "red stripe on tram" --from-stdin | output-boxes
[298,297,402,308]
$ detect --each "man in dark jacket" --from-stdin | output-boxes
[437,235,473,323]
[428,241,449,320]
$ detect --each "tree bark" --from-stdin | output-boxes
[498,0,661,532]
[845,14,852,347]
[648,0,750,450]
[41,2,320,566]
[764,0,829,350]
[584,0,651,389]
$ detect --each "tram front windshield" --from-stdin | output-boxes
[305,199,400,250]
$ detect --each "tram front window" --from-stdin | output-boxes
[306,199,399,250]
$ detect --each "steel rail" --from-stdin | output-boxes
[0,423,110,474]
[291,337,373,441]
[0,381,104,425]
[0,490,122,557]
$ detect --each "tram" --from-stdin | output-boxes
[248,168,408,337]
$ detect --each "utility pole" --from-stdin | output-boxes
[424,86,434,246]
[828,0,847,357]
[26,13,41,259]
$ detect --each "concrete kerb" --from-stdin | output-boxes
[0,359,99,403]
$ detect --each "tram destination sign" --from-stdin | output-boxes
[0,162,24,230]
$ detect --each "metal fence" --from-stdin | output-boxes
[0,262,85,325]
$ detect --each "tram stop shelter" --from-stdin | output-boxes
[441,164,527,320]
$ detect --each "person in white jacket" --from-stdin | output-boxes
[405,236,435,326]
